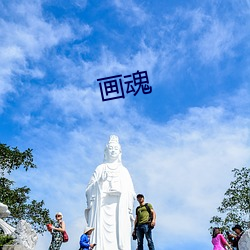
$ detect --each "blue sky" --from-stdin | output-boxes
[1,0,250,249]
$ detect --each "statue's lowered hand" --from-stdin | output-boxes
[129,213,135,222]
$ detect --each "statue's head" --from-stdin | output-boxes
[104,135,122,163]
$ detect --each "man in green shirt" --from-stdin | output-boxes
[133,194,156,250]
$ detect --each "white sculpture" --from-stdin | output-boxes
[85,135,136,250]
[0,203,11,218]
[239,229,250,250]
[0,203,37,250]
[13,220,38,250]
[0,202,15,235]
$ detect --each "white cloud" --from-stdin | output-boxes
[0,2,73,58]
[2,2,250,250]
[0,1,74,110]
[0,45,25,110]
[9,41,159,127]
[189,8,210,33]
[80,45,158,88]
[112,0,148,26]
[153,6,242,72]
[196,20,235,63]
[73,0,88,9]
[10,96,250,249]
[80,47,130,85]
[48,84,126,120]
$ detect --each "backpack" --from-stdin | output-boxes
[136,203,154,229]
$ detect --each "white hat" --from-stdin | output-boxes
[84,227,94,234]
[55,212,63,218]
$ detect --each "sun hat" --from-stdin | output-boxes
[55,212,63,218]
[84,227,95,234]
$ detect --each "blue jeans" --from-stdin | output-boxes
[136,223,155,250]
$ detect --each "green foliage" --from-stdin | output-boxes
[210,167,250,232]
[0,234,14,246]
[0,144,36,175]
[0,143,52,233]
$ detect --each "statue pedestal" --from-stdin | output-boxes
[1,245,26,250]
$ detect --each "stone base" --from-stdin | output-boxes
[1,245,26,250]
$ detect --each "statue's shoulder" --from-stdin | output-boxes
[95,163,106,171]
[120,165,132,176]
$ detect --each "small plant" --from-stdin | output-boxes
[0,234,14,246]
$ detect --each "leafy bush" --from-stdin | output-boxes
[0,234,14,246]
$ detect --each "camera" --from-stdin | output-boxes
[132,231,137,240]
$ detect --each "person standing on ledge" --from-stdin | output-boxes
[49,212,66,250]
[79,227,96,250]
[231,225,244,250]
[133,194,156,250]
[211,227,232,250]
[85,135,136,250]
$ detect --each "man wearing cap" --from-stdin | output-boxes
[79,227,96,250]
[230,225,244,250]
[133,194,156,250]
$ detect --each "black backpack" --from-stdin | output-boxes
[136,203,154,229]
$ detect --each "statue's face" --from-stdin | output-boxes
[107,142,121,160]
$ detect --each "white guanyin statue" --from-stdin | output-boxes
[85,135,136,250]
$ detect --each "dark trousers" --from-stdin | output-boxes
[136,223,155,250]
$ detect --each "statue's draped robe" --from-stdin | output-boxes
[0,202,15,235]
[85,163,135,250]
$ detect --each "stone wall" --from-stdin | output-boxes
[1,245,26,250]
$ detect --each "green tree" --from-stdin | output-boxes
[210,167,250,232]
[0,143,52,233]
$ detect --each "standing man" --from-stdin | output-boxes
[133,194,156,250]
[231,225,244,250]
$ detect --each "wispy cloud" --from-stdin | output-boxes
[12,96,250,249]
[112,0,148,26]
[196,20,235,63]
[48,84,126,120]
[73,0,87,9]
[1,1,250,250]
[0,0,73,110]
